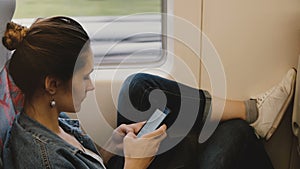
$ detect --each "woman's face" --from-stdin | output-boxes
[72,46,95,112]
[56,46,95,112]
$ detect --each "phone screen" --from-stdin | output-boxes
[136,108,170,138]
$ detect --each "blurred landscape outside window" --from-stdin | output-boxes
[14,0,163,67]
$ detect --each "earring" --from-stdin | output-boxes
[50,99,56,108]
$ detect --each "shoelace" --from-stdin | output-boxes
[256,87,276,108]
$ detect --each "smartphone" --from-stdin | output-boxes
[136,107,170,138]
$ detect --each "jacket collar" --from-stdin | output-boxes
[15,112,81,154]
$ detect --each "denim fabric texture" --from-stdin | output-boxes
[3,113,105,169]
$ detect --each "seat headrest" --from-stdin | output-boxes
[0,67,18,161]
[0,0,16,71]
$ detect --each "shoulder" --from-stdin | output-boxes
[3,114,78,168]
[4,128,77,169]
[3,130,47,168]
[3,144,76,169]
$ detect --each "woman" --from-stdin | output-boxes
[1,16,295,169]
[2,16,166,169]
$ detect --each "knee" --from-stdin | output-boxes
[117,73,160,124]
[121,73,146,89]
[120,73,156,99]
[123,73,154,89]
[118,73,153,110]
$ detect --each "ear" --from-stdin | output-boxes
[44,76,61,95]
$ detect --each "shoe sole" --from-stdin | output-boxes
[265,68,297,140]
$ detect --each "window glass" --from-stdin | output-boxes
[14,0,164,68]
[14,0,161,18]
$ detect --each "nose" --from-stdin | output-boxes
[87,79,95,92]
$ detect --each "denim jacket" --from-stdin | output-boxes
[3,112,106,169]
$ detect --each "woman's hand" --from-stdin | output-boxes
[100,122,147,163]
[123,124,167,169]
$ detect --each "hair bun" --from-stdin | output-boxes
[2,22,29,50]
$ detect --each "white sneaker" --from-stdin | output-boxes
[250,68,297,140]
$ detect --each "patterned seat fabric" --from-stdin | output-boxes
[0,66,24,159]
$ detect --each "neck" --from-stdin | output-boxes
[24,98,61,134]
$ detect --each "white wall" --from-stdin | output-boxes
[200,0,300,100]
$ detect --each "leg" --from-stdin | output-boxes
[208,68,297,140]
[117,73,208,137]
[197,119,274,169]
[118,69,296,138]
[116,73,251,169]
[107,120,274,169]
[148,121,265,169]
[117,73,209,168]
[116,70,296,168]
[215,97,247,121]
[117,73,251,127]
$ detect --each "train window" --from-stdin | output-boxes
[13,0,166,68]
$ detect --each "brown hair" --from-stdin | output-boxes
[2,16,90,99]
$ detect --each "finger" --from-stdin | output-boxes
[116,124,134,135]
[125,131,137,139]
[127,121,146,133]
[156,132,167,142]
[142,124,167,139]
